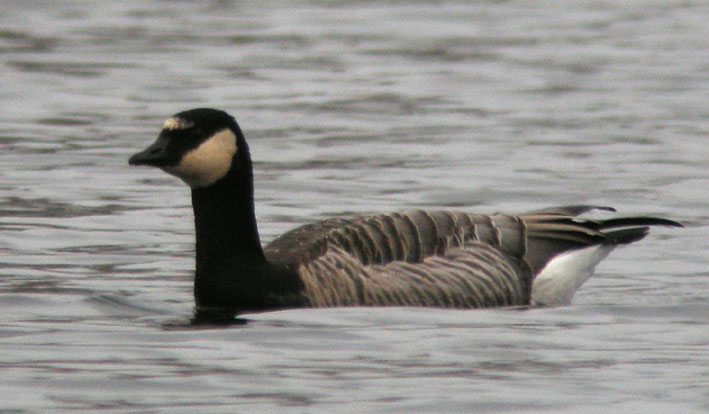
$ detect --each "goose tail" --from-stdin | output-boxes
[529,209,682,307]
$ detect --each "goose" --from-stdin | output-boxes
[128,108,681,315]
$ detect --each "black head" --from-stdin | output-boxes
[129,108,247,188]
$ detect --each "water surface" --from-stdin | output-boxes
[1,1,707,413]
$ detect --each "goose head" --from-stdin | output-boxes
[129,108,247,189]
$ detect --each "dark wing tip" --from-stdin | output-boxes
[599,217,684,229]
[599,216,682,245]
[651,218,684,228]
[602,227,650,245]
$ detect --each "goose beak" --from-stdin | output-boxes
[129,137,170,167]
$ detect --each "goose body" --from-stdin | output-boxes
[129,108,681,314]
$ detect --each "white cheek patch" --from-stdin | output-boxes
[165,128,237,188]
[163,117,194,131]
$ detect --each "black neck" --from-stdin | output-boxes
[190,139,269,309]
[188,136,304,312]
[192,136,304,312]
[192,158,265,263]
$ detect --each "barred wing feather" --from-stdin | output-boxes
[264,207,660,308]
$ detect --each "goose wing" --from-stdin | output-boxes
[263,206,680,308]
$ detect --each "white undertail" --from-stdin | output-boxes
[531,244,615,306]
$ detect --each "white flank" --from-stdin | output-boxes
[531,244,616,307]
[165,128,237,188]
[163,116,194,130]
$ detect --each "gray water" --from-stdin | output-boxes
[1,1,707,413]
